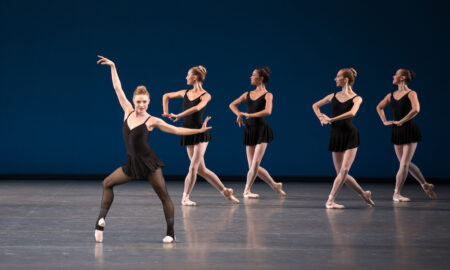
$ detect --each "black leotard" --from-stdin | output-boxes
[121,111,165,179]
[244,91,274,146]
[390,92,421,145]
[180,90,211,146]
[328,93,360,152]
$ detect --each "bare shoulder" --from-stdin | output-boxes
[408,90,418,97]
[145,116,163,130]
[354,95,363,102]
[123,108,134,121]
[201,91,212,100]
[236,91,249,101]
[147,116,163,125]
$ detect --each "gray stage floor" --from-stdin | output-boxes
[0,180,449,270]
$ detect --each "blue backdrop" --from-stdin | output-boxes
[1,0,449,177]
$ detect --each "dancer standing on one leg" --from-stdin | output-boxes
[376,69,437,202]
[162,66,239,206]
[312,68,374,209]
[94,56,212,243]
[229,67,286,198]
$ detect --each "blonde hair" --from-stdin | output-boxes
[341,67,357,86]
[190,65,207,82]
[133,85,150,98]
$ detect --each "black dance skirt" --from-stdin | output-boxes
[391,121,421,145]
[180,131,211,146]
[244,124,274,146]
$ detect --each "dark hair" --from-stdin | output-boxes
[256,66,271,84]
[341,67,357,86]
[190,65,207,82]
[399,69,415,84]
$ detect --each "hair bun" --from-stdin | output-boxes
[409,70,415,80]
[136,85,147,92]
[350,67,357,77]
[198,65,207,75]
[262,66,272,75]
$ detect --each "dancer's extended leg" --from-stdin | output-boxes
[326,148,358,209]
[148,168,175,243]
[95,167,133,242]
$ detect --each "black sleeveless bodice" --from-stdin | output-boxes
[121,112,164,179]
[180,90,211,145]
[390,92,421,145]
[243,91,273,145]
[328,93,360,152]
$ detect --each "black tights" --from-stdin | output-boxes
[96,167,174,237]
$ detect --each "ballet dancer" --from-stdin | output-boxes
[162,66,239,206]
[94,56,211,243]
[312,68,374,209]
[376,69,436,202]
[229,67,286,198]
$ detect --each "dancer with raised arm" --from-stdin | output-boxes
[229,67,286,198]
[312,68,374,209]
[94,56,211,243]
[376,69,436,202]
[162,66,239,206]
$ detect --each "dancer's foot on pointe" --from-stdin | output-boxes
[181,198,197,206]
[361,190,375,207]
[95,218,105,243]
[181,193,197,206]
[273,182,286,196]
[325,202,345,209]
[162,235,175,243]
[325,195,344,209]
[243,191,260,199]
[222,188,239,203]
[422,183,437,199]
[393,193,410,202]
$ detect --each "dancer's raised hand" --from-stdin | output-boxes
[97,55,115,66]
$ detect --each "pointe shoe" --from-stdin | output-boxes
[361,190,375,207]
[325,202,345,209]
[393,193,410,202]
[162,235,175,243]
[181,193,197,206]
[243,192,259,199]
[273,183,286,196]
[95,218,105,243]
[222,188,240,204]
[181,198,197,206]
[422,183,437,199]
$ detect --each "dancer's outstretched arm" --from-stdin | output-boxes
[376,93,394,125]
[312,93,333,126]
[97,55,133,114]
[162,90,186,119]
[170,93,211,122]
[229,92,247,127]
[242,93,273,118]
[149,116,212,135]
[328,97,363,122]
[394,91,420,126]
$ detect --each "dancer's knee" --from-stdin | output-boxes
[247,167,258,177]
[197,166,207,176]
[188,164,199,176]
[339,167,349,177]
[102,179,113,190]
[399,161,409,171]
